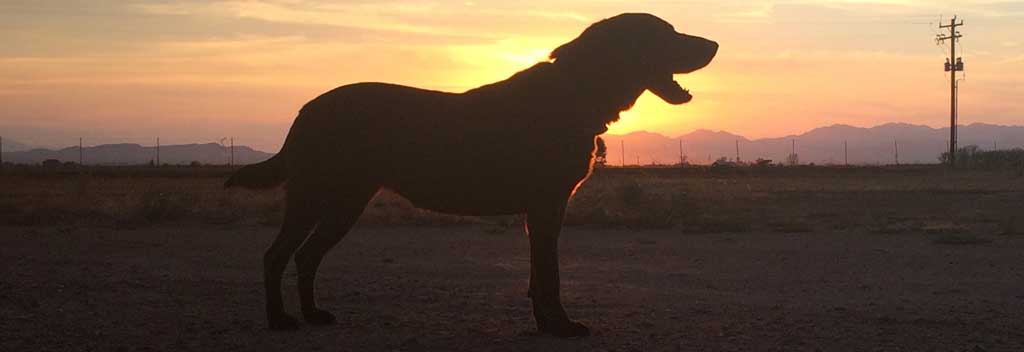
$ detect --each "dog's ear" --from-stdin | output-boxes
[549,21,615,64]
[550,13,676,72]
[549,41,576,62]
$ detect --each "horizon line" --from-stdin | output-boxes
[2,120,1022,152]
[609,121,1024,140]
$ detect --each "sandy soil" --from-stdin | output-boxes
[2,225,1023,351]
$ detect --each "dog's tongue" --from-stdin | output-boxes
[648,77,692,105]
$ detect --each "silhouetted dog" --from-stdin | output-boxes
[226,13,717,337]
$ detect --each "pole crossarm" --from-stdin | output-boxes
[939,20,964,28]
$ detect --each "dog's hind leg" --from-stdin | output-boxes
[264,188,322,331]
[294,185,377,325]
[526,191,590,337]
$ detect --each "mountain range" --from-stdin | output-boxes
[2,123,1021,166]
[601,123,1024,165]
[0,137,33,153]
[1,142,273,166]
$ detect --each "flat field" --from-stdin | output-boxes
[2,166,1023,351]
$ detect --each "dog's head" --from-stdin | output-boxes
[551,13,718,105]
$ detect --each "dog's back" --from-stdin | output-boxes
[230,71,599,215]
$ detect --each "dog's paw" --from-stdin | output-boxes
[268,312,301,331]
[302,308,337,326]
[537,319,590,338]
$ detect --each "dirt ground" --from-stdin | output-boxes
[2,224,1022,351]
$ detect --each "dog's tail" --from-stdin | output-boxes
[225,153,287,189]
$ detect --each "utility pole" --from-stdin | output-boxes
[844,140,848,166]
[156,137,160,166]
[79,138,83,165]
[735,140,740,163]
[230,137,234,166]
[937,16,964,168]
[679,139,684,166]
[894,139,900,165]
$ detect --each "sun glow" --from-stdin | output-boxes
[609,72,721,137]
[441,37,565,92]
[2,1,1022,151]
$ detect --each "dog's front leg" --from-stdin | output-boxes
[526,193,590,337]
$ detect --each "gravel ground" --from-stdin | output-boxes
[2,225,1023,351]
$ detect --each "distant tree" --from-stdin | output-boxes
[940,145,1024,170]
[594,137,608,166]
[786,153,800,166]
[939,145,981,168]
[711,157,735,168]
[42,159,61,168]
[189,160,202,167]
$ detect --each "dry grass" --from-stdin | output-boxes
[1,165,1022,234]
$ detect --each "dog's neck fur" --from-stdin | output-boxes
[463,61,647,135]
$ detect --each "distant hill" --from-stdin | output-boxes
[1,143,273,165]
[601,123,1024,165]
[4,123,1021,166]
[0,138,33,152]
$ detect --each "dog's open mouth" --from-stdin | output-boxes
[648,75,692,105]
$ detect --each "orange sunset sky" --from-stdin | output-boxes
[1,1,1022,151]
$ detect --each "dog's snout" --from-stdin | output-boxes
[692,36,718,57]
[667,34,717,74]
[676,34,718,56]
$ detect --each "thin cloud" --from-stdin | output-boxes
[130,1,589,40]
